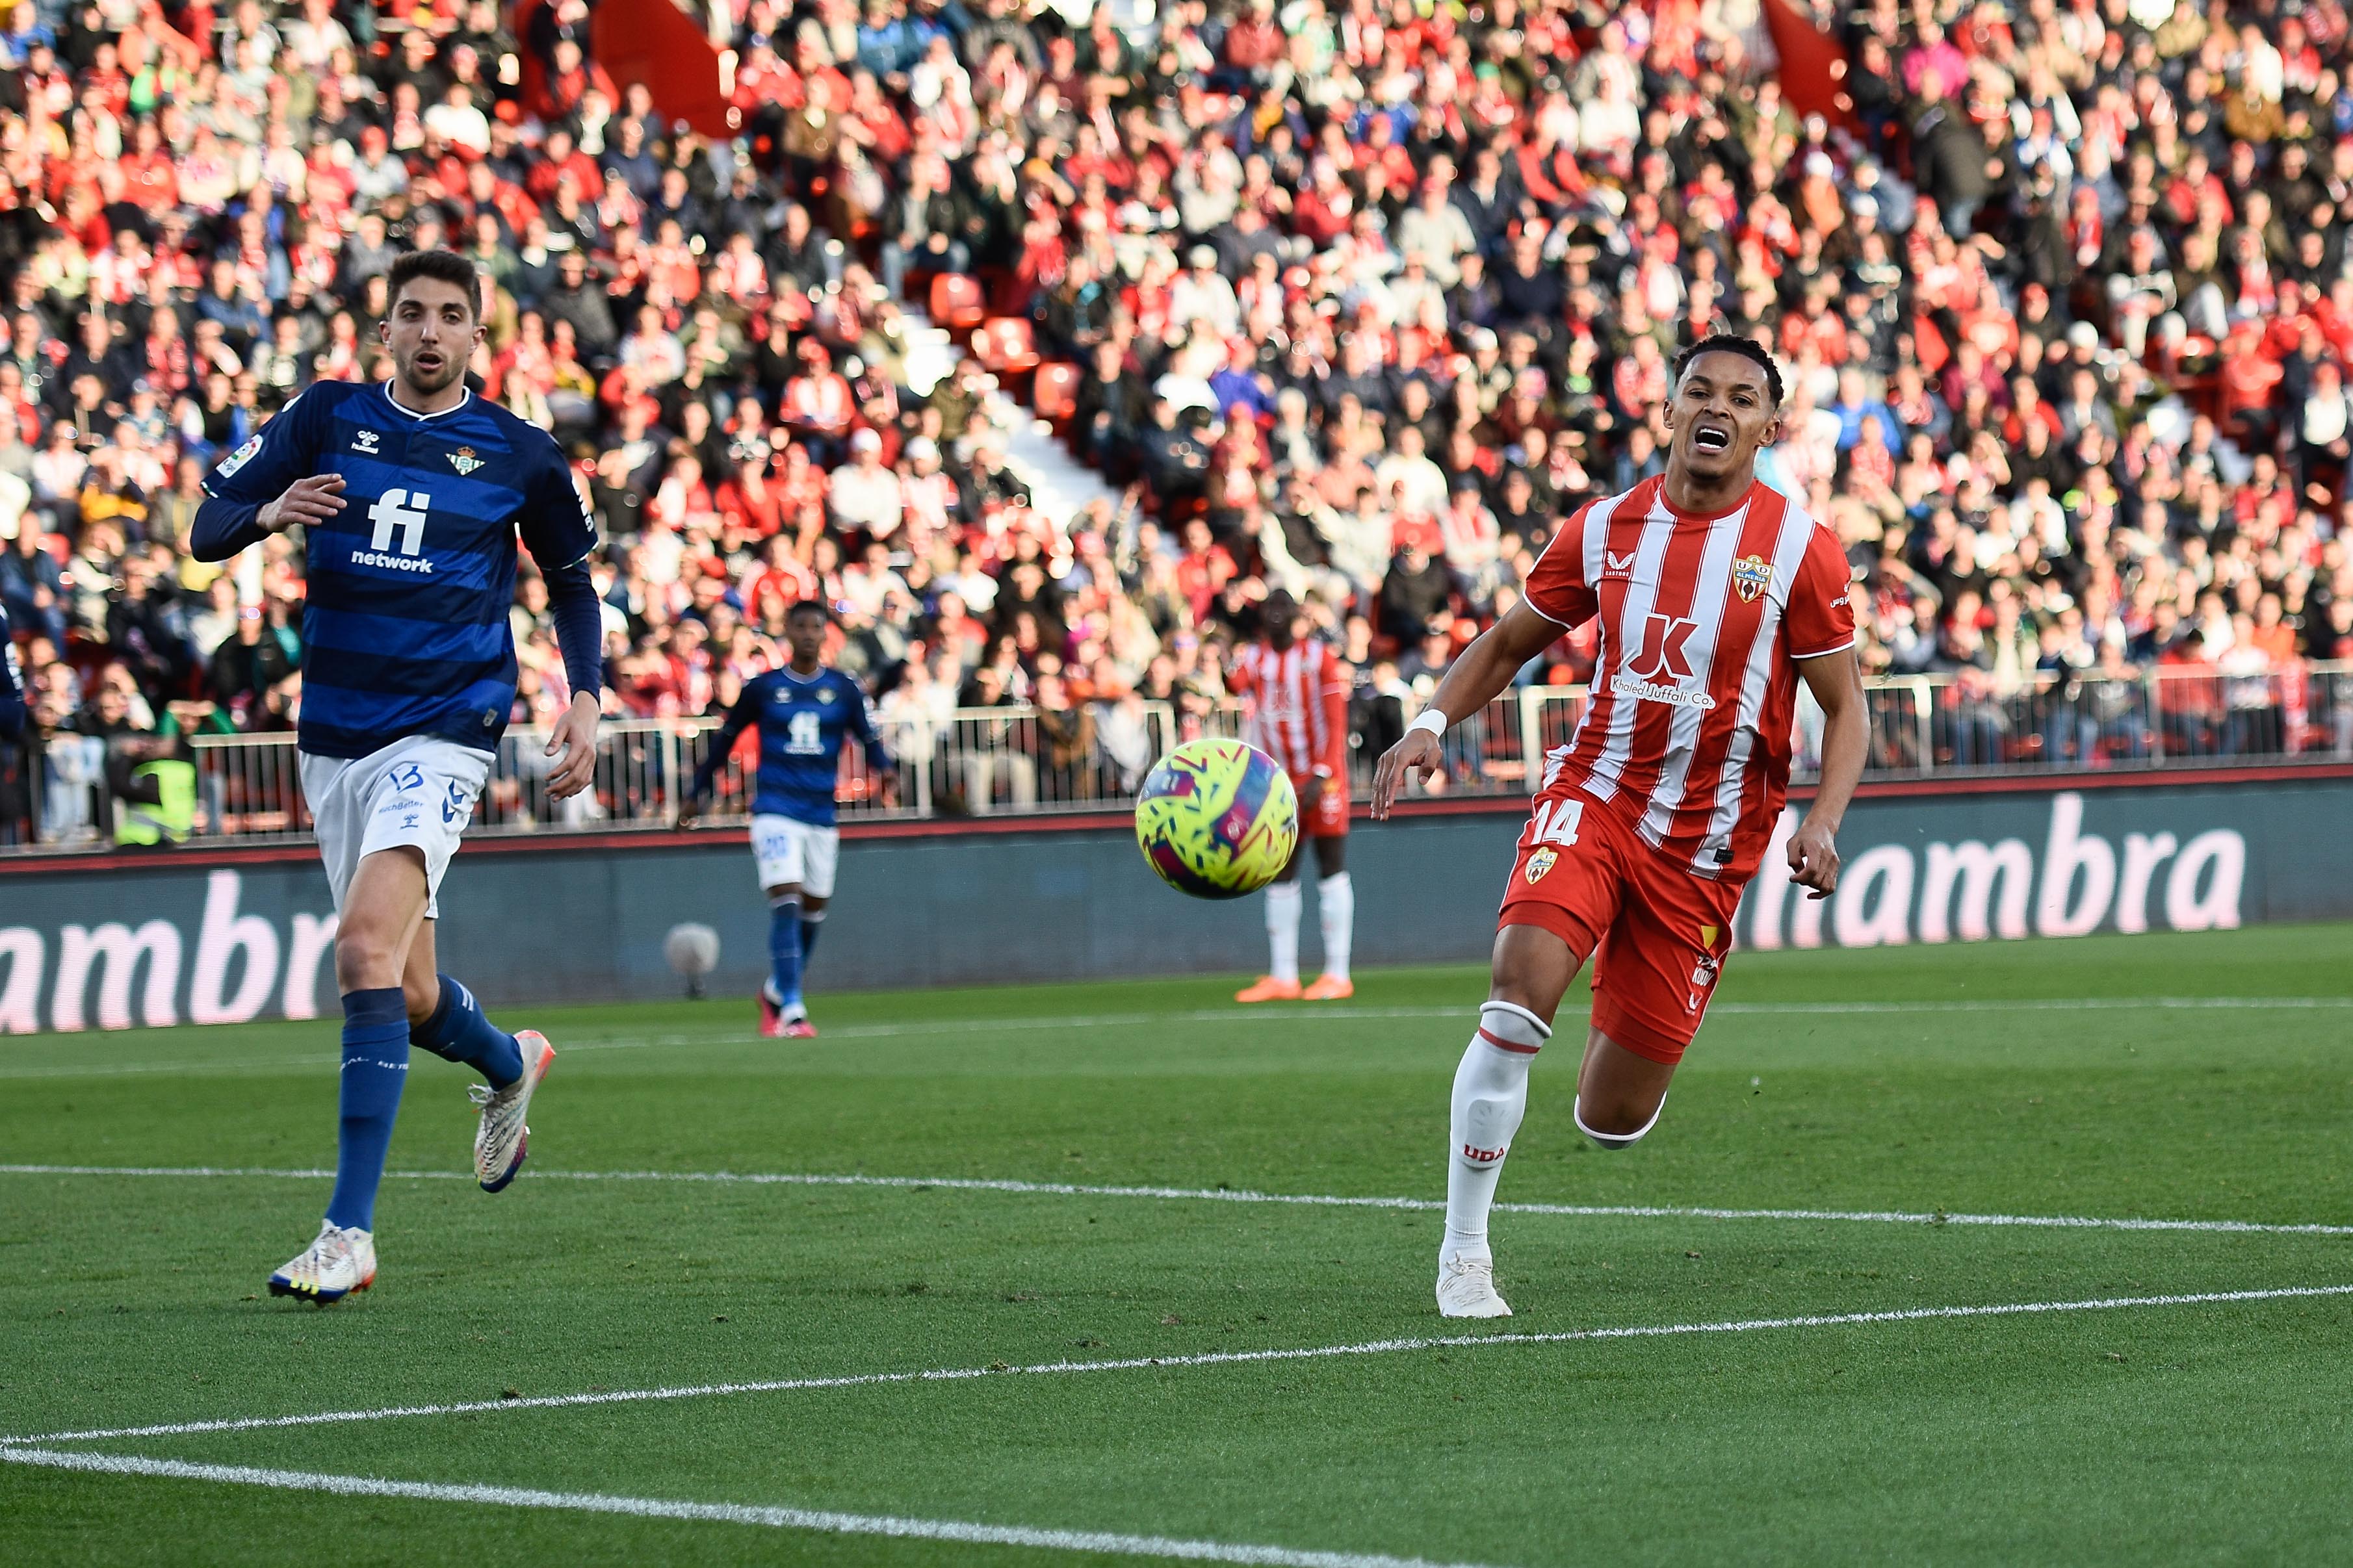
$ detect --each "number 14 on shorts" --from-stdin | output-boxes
[1529,798,1584,847]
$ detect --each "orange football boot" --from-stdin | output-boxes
[1301,974,1355,1001]
[1234,976,1304,1003]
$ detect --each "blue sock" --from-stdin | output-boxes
[799,911,824,964]
[411,974,522,1088]
[325,988,410,1233]
[768,894,803,1009]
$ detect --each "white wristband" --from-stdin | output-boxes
[1407,708,1448,741]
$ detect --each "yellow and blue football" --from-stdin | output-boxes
[1134,738,1299,899]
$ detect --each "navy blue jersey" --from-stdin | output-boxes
[693,665,890,827]
[197,381,597,758]
[0,602,23,740]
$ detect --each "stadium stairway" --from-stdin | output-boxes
[898,305,1120,535]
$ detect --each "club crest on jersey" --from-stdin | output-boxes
[816,686,834,702]
[1525,847,1558,883]
[447,446,485,475]
[1732,554,1773,603]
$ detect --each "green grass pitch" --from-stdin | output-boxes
[5,924,2353,1566]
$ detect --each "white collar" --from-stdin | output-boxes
[381,381,473,422]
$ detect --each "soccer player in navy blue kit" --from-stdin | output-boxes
[679,600,890,1038]
[193,252,606,1304]
[0,602,23,741]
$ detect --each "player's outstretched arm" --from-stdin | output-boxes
[679,687,760,821]
[1370,598,1561,819]
[538,559,607,800]
[1788,647,1867,899]
[191,474,346,561]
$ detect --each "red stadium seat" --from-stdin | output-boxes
[1031,360,1080,423]
[973,316,1039,374]
[928,273,985,332]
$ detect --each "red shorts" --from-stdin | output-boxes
[1294,771,1349,838]
[1496,786,1743,1065]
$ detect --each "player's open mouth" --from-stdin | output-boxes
[1692,425,1732,454]
[414,353,445,374]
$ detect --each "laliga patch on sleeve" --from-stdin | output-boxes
[214,432,265,479]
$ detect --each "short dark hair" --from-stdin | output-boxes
[386,250,482,318]
[1672,333,1785,407]
[786,599,831,623]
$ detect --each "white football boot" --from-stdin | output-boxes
[268,1220,376,1305]
[1436,1254,1513,1318]
[471,1030,555,1192]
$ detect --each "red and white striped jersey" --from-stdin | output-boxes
[1522,475,1854,880]
[1230,638,1350,779]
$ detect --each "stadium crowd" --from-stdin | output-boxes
[4,0,2353,841]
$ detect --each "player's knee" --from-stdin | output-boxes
[332,923,405,996]
[1573,1093,1665,1151]
[402,972,440,1024]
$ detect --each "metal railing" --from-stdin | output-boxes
[9,663,2350,850]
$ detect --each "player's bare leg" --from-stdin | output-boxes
[1572,1032,1676,1147]
[1301,836,1353,1000]
[1438,925,1571,1316]
[271,849,428,1304]
[763,879,817,1037]
[1236,841,1308,1003]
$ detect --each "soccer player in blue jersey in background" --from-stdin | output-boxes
[0,602,23,741]
[192,251,606,1304]
[679,600,891,1039]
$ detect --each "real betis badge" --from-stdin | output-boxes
[448,446,485,475]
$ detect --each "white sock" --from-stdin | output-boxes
[1442,1001,1550,1264]
[1265,880,1303,984]
[1317,871,1353,981]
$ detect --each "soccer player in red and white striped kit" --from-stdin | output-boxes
[1227,589,1355,1001]
[1374,337,1870,1318]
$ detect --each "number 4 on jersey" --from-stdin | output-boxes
[1531,798,1583,847]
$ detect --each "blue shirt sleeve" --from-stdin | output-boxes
[846,685,891,771]
[689,684,760,801]
[518,433,599,573]
[192,389,328,560]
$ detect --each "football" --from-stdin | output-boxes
[1134,738,1300,899]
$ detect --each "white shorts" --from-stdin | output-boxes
[300,736,491,920]
[751,814,839,899]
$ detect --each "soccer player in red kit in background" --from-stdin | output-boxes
[1229,589,1356,1001]
[1373,336,1869,1318]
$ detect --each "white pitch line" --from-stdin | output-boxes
[0,1448,1494,1568]
[8,1162,2353,1239]
[10,1284,2352,1451]
[5,996,2350,1079]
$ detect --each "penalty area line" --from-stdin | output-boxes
[12,1283,2353,1449]
[0,1448,1494,1568]
[8,1163,2353,1239]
